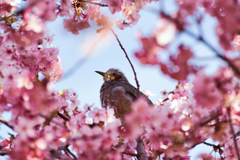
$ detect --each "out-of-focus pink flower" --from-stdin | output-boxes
[15,117,37,139]
[63,18,90,35]
[0,138,11,149]
[59,0,72,17]
[0,3,19,17]
[124,98,150,139]
[116,21,130,30]
[126,13,140,25]
[16,69,34,90]
[25,15,44,33]
[153,18,176,46]
[89,107,106,123]
[176,0,197,17]
[96,15,110,27]
[105,106,117,123]
[159,45,195,80]
[135,36,161,65]
[233,35,240,48]
[102,0,122,14]
[42,34,55,47]
[84,4,100,20]
[192,68,233,109]
[198,153,220,160]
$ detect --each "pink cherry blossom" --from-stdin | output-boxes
[89,107,106,123]
[102,0,123,14]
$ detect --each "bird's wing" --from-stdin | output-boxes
[120,81,153,105]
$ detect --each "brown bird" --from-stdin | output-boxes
[95,68,153,120]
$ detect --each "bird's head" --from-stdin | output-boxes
[95,68,128,82]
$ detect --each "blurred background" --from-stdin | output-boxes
[0,0,226,159]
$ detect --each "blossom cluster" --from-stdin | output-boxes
[124,78,239,159]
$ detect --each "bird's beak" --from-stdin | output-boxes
[95,71,106,77]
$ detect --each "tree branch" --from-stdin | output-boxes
[136,137,148,160]
[78,0,108,7]
[227,107,240,160]
[38,114,70,131]
[199,111,221,127]
[57,112,70,121]
[111,28,140,97]
[0,117,14,130]
[122,151,138,157]
[0,150,8,156]
[65,145,77,160]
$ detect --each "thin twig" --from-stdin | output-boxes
[0,150,8,156]
[38,114,70,131]
[110,28,140,97]
[78,0,108,7]
[122,151,138,157]
[0,117,14,130]
[227,107,240,160]
[64,149,74,159]
[136,137,148,160]
[65,145,77,159]
[199,111,221,127]
[203,142,221,148]
[57,112,70,121]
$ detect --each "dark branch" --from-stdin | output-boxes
[199,111,221,127]
[38,114,70,131]
[227,107,240,160]
[57,112,70,121]
[0,150,8,156]
[136,137,148,160]
[122,151,138,157]
[0,117,14,130]
[111,28,140,97]
[65,145,77,159]
[78,0,108,7]
[203,141,217,147]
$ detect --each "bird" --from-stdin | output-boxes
[95,68,153,121]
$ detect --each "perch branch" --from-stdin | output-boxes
[111,28,140,97]
[227,107,240,160]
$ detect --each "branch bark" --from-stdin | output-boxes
[136,137,149,160]
[65,145,77,160]
[38,114,69,131]
[57,112,70,121]
[0,117,14,130]
[227,107,240,160]
[122,151,138,157]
